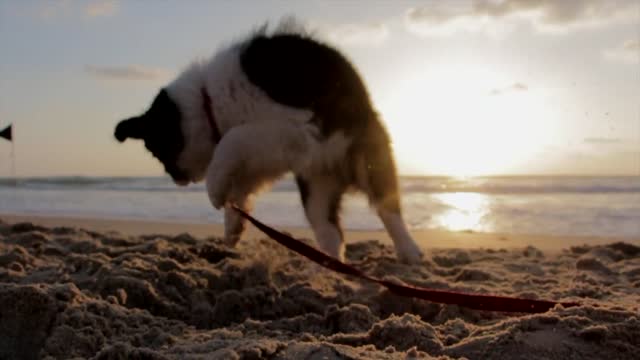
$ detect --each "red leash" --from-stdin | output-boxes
[201,87,222,144]
[233,206,580,313]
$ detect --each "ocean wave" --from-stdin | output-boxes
[1,176,638,194]
[401,176,640,194]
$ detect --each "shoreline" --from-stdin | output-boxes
[2,212,635,251]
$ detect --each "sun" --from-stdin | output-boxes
[378,64,557,176]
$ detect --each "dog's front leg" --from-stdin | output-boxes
[206,141,259,246]
[222,191,252,247]
[205,122,296,210]
[222,178,263,246]
[205,126,250,210]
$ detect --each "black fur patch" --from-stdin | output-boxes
[114,89,187,182]
[240,34,373,138]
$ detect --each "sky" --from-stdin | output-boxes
[0,0,638,177]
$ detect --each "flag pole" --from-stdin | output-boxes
[0,123,15,184]
[11,135,16,184]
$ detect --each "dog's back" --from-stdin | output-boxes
[240,33,372,139]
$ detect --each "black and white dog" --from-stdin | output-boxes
[114,28,423,263]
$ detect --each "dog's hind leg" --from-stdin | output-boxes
[296,175,346,261]
[357,131,424,264]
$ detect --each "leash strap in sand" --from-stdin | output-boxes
[233,206,580,314]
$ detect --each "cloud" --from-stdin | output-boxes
[583,137,624,145]
[85,0,118,18]
[328,22,390,46]
[405,4,489,36]
[310,21,390,47]
[38,0,72,19]
[35,0,118,20]
[604,39,639,64]
[489,82,528,95]
[405,0,639,36]
[474,0,637,28]
[85,65,170,81]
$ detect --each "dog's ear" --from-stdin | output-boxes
[114,115,146,142]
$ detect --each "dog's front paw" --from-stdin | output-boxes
[396,242,424,264]
[223,234,241,247]
[211,195,226,210]
[206,174,231,210]
[208,185,227,210]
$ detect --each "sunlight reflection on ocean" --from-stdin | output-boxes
[432,192,493,233]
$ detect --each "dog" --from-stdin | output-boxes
[114,26,423,263]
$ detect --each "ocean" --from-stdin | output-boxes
[0,176,638,239]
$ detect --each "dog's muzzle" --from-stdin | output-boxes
[166,166,190,186]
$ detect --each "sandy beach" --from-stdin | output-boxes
[1,214,639,359]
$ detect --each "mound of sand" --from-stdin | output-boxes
[0,219,638,359]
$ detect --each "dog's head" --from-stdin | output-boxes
[114,88,212,186]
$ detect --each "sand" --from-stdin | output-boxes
[0,215,639,359]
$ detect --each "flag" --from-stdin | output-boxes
[0,124,11,142]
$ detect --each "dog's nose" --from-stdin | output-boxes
[115,115,145,142]
[166,166,189,186]
[174,179,189,186]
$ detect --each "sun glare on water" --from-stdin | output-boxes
[432,192,493,233]
[380,64,556,177]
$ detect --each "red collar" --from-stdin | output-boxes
[201,87,221,144]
